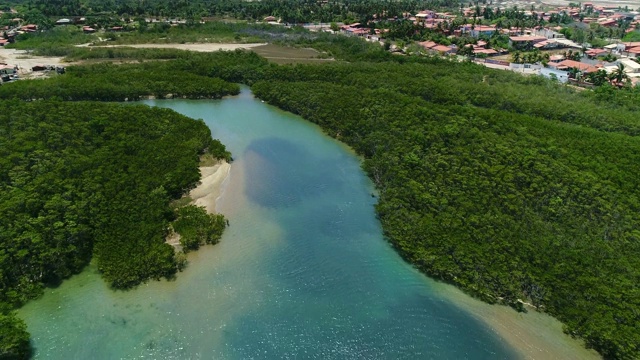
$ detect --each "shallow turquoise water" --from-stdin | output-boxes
[19,89,520,359]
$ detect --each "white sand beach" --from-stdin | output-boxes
[189,160,231,213]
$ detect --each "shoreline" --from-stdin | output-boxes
[189,160,231,214]
[430,279,601,360]
[166,160,231,249]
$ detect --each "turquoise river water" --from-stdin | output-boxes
[18,89,599,359]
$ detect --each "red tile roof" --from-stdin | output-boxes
[474,48,498,54]
[432,45,453,52]
[509,35,546,42]
[418,40,437,49]
[556,60,598,72]
[586,48,607,56]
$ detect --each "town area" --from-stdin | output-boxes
[2,0,640,87]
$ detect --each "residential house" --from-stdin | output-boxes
[598,18,618,27]
[626,47,640,58]
[585,48,608,58]
[618,58,640,73]
[509,35,547,50]
[549,54,566,63]
[534,40,560,49]
[418,41,456,55]
[459,24,495,38]
[474,48,498,56]
[533,27,565,39]
[551,59,599,73]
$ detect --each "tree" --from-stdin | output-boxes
[0,310,31,360]
[609,63,630,85]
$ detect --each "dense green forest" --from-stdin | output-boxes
[0,61,239,101]
[0,51,241,357]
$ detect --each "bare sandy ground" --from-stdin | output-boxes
[89,43,267,52]
[0,48,66,77]
[1,43,266,77]
[189,161,231,213]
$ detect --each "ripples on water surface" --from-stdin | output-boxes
[19,89,539,359]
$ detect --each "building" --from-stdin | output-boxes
[627,47,640,58]
[509,35,547,50]
[552,59,599,73]
[585,48,608,58]
[459,24,496,38]
[618,58,640,73]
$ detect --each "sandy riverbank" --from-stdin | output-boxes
[190,160,231,213]
[166,160,231,249]
[431,281,601,360]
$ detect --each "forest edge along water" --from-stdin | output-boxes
[17,88,599,359]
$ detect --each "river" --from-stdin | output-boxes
[18,88,599,359]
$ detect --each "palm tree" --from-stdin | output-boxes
[512,51,521,63]
[610,63,630,85]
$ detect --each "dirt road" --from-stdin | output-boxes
[86,43,268,52]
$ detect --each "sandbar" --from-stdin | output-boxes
[190,160,231,213]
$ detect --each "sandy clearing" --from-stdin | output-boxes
[89,43,267,52]
[0,48,67,77]
[189,161,231,214]
[1,42,266,78]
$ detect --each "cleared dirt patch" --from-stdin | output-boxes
[0,48,68,78]
[251,44,335,64]
[88,43,267,52]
